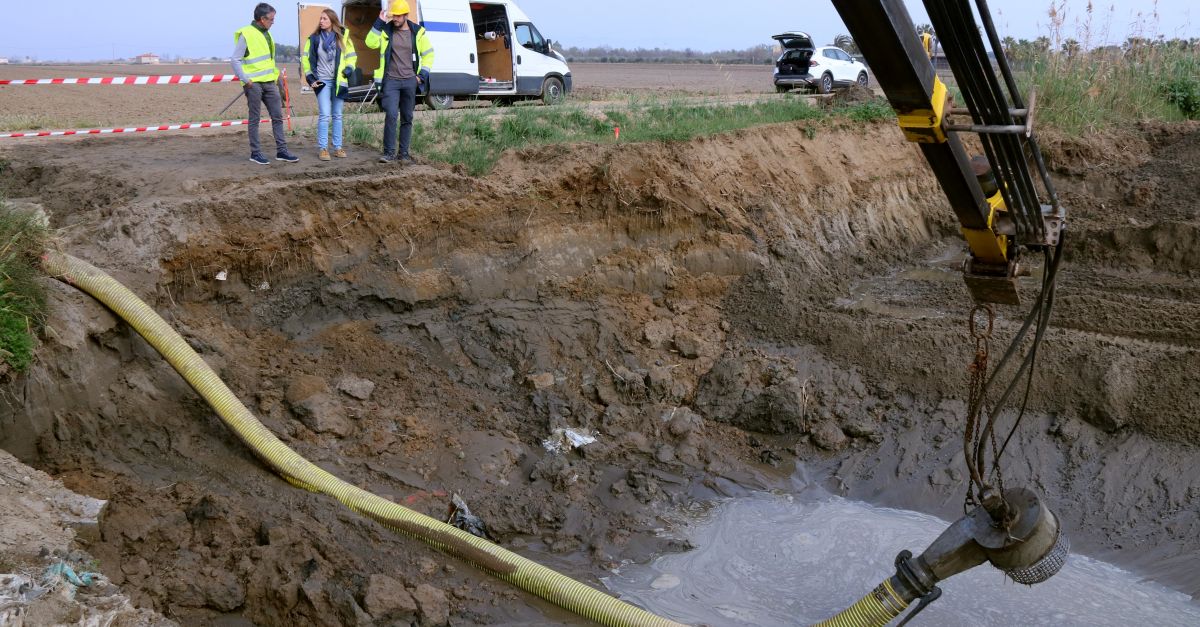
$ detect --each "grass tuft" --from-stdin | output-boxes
[0,197,49,374]
[838,99,896,123]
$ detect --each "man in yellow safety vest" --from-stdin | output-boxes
[232,3,299,165]
[365,0,435,164]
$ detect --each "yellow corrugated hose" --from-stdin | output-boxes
[813,579,908,627]
[41,250,685,627]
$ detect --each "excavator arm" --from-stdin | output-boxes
[812,3,1071,625]
[830,0,1065,304]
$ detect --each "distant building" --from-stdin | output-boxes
[135,53,160,65]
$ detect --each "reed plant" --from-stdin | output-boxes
[1007,1,1200,132]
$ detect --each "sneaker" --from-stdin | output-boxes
[276,150,300,163]
[333,148,347,158]
[249,152,269,165]
[319,149,331,161]
[379,153,395,163]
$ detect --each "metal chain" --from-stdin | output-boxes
[963,305,994,511]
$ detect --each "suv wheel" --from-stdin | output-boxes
[818,73,834,94]
[857,72,869,87]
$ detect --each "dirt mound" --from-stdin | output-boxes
[829,85,876,106]
[2,119,1199,622]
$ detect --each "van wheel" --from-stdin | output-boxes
[818,73,834,94]
[541,77,565,105]
[425,94,454,110]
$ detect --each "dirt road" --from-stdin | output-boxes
[1,88,1198,625]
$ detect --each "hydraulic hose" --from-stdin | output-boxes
[40,250,684,627]
[814,579,909,627]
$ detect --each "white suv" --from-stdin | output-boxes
[809,46,870,93]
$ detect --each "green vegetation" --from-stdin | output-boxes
[841,99,896,123]
[1161,75,1200,120]
[1000,34,1200,132]
[343,95,887,176]
[1025,45,1199,132]
[0,195,49,374]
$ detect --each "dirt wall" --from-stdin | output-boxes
[2,119,1198,623]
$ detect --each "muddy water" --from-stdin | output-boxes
[603,488,1200,626]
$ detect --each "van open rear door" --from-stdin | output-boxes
[298,4,332,62]
[342,2,381,91]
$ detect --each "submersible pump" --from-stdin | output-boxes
[817,487,1069,626]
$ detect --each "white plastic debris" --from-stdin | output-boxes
[255,281,270,291]
[542,428,598,455]
[215,270,228,281]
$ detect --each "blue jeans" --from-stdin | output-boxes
[380,77,417,157]
[315,83,344,151]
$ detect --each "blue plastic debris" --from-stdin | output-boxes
[43,562,97,587]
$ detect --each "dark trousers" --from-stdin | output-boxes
[380,77,417,157]
[244,81,287,155]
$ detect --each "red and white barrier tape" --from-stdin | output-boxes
[0,118,271,139]
[0,74,241,86]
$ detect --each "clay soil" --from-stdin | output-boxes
[1,111,1198,625]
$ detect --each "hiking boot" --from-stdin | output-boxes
[249,152,269,165]
[319,149,331,161]
[379,153,395,163]
[276,150,300,163]
[333,148,347,158]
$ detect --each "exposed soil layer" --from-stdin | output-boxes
[1,118,1198,625]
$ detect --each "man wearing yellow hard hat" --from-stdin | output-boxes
[366,0,436,164]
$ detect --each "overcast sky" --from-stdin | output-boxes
[4,0,1195,61]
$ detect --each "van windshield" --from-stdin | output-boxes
[515,22,545,50]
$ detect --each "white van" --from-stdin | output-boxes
[299,0,572,109]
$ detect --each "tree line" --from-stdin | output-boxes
[553,42,780,65]
[1002,35,1200,64]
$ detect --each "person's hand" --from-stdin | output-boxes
[379,9,389,21]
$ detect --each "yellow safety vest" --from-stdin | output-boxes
[302,30,357,98]
[365,20,435,83]
[235,25,280,83]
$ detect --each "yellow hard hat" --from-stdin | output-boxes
[388,0,410,16]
